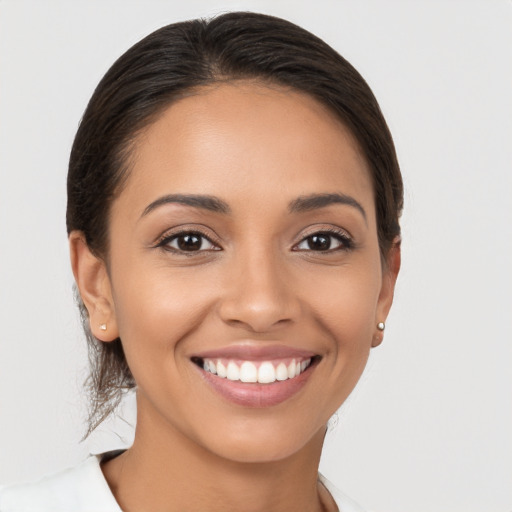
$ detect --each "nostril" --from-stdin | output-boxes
[217,270,301,333]
[220,310,297,335]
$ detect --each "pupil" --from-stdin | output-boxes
[308,234,330,250]
[178,234,202,251]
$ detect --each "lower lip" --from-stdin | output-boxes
[194,362,316,408]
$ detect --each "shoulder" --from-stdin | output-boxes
[319,474,367,512]
[0,455,121,512]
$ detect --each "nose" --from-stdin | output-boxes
[217,248,301,333]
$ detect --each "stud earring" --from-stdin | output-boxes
[100,323,107,331]
[377,322,385,331]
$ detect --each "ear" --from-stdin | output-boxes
[69,231,119,342]
[372,237,401,348]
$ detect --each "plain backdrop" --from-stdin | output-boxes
[0,1,511,511]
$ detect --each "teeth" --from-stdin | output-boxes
[201,357,312,383]
[287,360,296,378]
[226,361,240,381]
[217,360,227,378]
[276,363,288,381]
[240,361,258,383]
[258,362,276,384]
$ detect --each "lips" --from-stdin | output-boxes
[190,344,320,407]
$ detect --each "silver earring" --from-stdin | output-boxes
[377,322,385,331]
[100,323,107,331]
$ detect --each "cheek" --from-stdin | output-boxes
[305,260,382,401]
[310,263,381,340]
[110,264,217,363]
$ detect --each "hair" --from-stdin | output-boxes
[66,11,403,436]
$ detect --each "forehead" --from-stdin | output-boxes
[120,81,374,218]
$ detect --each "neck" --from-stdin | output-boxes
[102,396,332,512]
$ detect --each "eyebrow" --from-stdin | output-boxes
[141,194,231,218]
[288,193,367,222]
[140,191,366,222]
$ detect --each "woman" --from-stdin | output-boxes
[0,12,402,512]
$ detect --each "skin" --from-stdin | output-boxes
[70,81,400,512]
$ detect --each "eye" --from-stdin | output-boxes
[157,231,220,253]
[294,230,352,252]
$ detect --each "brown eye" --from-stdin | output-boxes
[294,230,352,252]
[176,234,203,251]
[160,232,219,252]
[307,234,331,251]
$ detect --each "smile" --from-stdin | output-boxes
[190,346,320,408]
[196,357,313,384]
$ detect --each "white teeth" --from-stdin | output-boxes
[276,362,288,381]
[226,361,240,381]
[240,361,258,383]
[258,362,276,383]
[287,360,296,378]
[217,360,227,378]
[201,357,312,383]
[207,360,217,374]
[217,361,228,379]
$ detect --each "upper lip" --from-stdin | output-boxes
[191,343,318,361]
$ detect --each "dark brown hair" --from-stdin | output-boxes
[66,11,403,435]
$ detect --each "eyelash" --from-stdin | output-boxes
[154,227,354,254]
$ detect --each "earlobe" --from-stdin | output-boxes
[372,322,385,348]
[373,237,401,348]
[69,231,119,342]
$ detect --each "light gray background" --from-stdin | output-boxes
[1,1,511,511]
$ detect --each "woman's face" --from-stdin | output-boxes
[93,82,398,463]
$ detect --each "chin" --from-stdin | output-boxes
[208,436,311,464]
[194,415,327,465]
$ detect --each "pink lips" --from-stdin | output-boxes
[191,344,318,408]
[192,344,316,361]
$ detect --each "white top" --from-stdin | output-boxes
[0,454,365,512]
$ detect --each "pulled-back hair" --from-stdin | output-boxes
[66,11,403,436]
